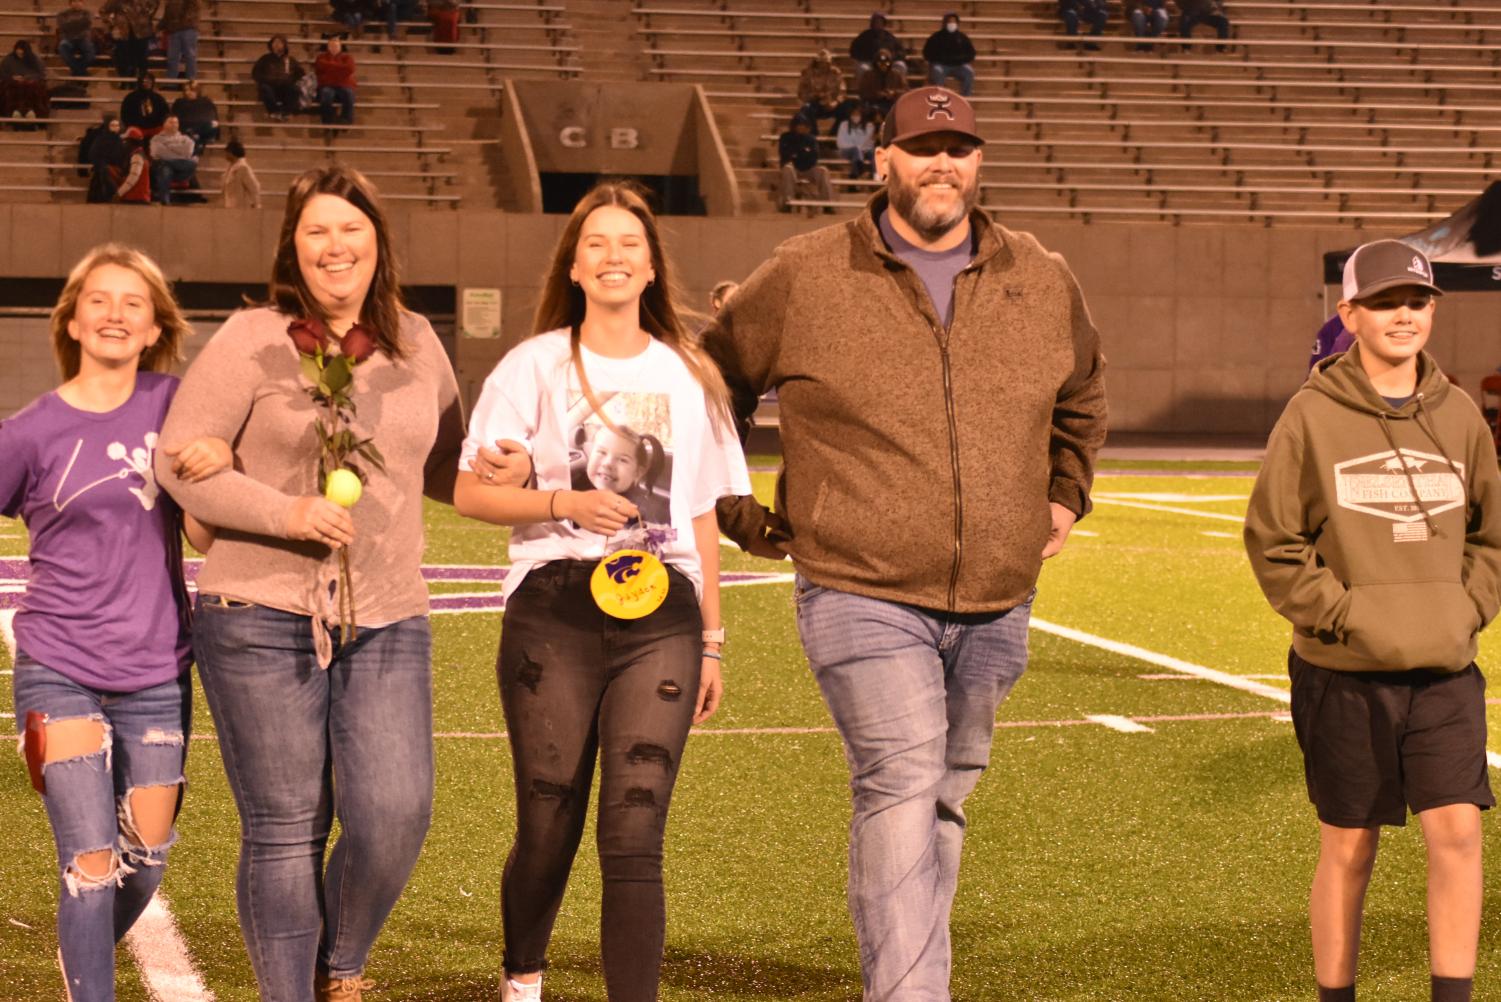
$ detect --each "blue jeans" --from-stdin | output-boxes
[166,27,198,79]
[385,0,421,38]
[59,35,96,76]
[13,654,190,1002]
[150,158,196,203]
[839,144,873,178]
[795,578,1032,1002]
[318,85,355,124]
[925,62,974,96]
[193,599,434,1001]
[1131,7,1168,40]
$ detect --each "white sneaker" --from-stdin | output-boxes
[501,974,542,1001]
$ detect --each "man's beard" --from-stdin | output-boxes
[886,163,978,242]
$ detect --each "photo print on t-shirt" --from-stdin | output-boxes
[564,388,676,551]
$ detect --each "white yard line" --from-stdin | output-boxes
[1,609,15,660]
[1200,530,1239,539]
[124,892,215,1002]
[1038,617,1501,768]
[1086,714,1154,733]
[1096,493,1248,503]
[1071,529,1099,537]
[1032,617,1290,703]
[1093,498,1245,523]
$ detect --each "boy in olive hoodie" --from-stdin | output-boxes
[1245,240,1501,1002]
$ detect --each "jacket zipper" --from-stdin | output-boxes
[938,329,963,613]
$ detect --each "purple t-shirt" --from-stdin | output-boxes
[0,371,191,691]
[879,208,975,329]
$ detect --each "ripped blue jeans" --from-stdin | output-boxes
[12,652,191,1002]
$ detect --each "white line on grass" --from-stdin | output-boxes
[124,892,214,1002]
[1031,618,1291,703]
[1,609,15,659]
[1037,618,1501,767]
[1200,530,1238,539]
[1086,714,1154,733]
[1096,492,1248,503]
[1093,498,1244,523]
[1071,529,1099,537]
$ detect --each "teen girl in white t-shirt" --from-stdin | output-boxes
[455,182,751,1002]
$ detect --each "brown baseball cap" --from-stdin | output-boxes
[879,86,985,148]
[1342,239,1443,301]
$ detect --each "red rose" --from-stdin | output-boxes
[339,324,377,363]
[287,317,330,355]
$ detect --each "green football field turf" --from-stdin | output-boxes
[4,470,1501,1001]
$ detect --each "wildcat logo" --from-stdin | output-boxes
[1334,448,1463,523]
[1410,255,1429,278]
[925,91,955,121]
[604,554,644,584]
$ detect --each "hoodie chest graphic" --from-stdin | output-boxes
[1335,448,1464,530]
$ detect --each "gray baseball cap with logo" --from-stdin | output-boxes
[879,86,985,148]
[1342,239,1444,301]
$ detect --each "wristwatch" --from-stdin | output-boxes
[701,628,726,645]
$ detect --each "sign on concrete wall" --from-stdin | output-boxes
[461,288,502,339]
[510,80,698,175]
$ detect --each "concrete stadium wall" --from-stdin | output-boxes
[3,204,1499,436]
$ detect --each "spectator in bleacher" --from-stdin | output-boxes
[100,0,156,83]
[836,102,876,179]
[428,0,460,53]
[115,126,151,202]
[1128,0,1168,50]
[221,138,260,208]
[159,0,199,80]
[328,0,369,40]
[1057,0,1108,50]
[81,112,125,201]
[315,34,357,125]
[120,71,167,135]
[777,114,833,211]
[849,12,906,77]
[1178,0,1231,50]
[252,34,305,120]
[55,0,97,77]
[171,79,218,153]
[922,13,975,97]
[1,40,50,123]
[857,48,906,119]
[380,0,423,46]
[149,114,198,203]
[797,48,853,136]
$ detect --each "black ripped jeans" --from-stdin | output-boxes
[497,559,701,999]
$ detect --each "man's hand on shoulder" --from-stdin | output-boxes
[1041,502,1077,560]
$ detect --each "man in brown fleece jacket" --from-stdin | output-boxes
[705,87,1107,1001]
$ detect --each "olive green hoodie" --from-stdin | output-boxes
[1244,343,1501,672]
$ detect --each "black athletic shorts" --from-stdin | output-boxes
[1288,649,1494,828]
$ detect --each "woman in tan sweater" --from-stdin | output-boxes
[154,166,527,1002]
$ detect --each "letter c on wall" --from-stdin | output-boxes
[559,126,587,148]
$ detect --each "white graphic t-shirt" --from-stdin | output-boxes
[461,329,752,599]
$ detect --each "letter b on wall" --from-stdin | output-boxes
[609,128,639,150]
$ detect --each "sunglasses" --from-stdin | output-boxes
[1356,293,1435,311]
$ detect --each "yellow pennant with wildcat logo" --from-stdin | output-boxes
[590,549,669,619]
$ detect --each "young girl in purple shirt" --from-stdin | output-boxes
[3,244,228,1002]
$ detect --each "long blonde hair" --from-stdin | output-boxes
[50,244,190,380]
[533,181,733,433]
